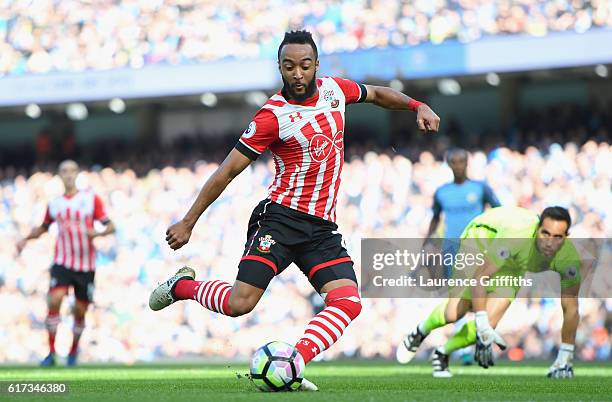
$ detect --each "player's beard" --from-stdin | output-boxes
[282,76,317,103]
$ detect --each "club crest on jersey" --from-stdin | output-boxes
[243,121,257,138]
[257,234,276,253]
[331,99,339,108]
[309,130,344,163]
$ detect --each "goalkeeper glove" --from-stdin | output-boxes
[474,311,507,369]
[548,343,575,379]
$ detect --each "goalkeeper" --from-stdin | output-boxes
[397,206,581,378]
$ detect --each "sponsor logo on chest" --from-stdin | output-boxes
[287,109,344,164]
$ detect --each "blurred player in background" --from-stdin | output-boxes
[398,206,581,378]
[150,30,440,390]
[17,160,115,367]
[418,148,500,365]
[425,148,500,253]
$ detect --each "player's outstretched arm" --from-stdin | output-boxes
[363,85,440,132]
[16,225,48,255]
[166,149,252,250]
[548,285,579,378]
[560,286,579,345]
[424,195,442,244]
[470,258,507,361]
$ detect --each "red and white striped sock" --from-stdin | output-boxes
[174,279,233,316]
[45,311,60,354]
[70,318,85,355]
[295,286,362,364]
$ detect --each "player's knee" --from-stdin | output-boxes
[73,304,87,320]
[227,297,256,317]
[348,298,362,320]
[444,306,464,323]
[325,285,362,321]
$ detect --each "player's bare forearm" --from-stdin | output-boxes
[364,85,415,110]
[100,221,116,236]
[181,149,252,228]
[167,149,252,250]
[364,85,440,131]
[16,225,47,254]
[25,225,48,240]
[181,171,230,227]
[560,291,579,344]
[425,216,440,240]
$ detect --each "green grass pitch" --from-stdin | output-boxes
[1,361,610,401]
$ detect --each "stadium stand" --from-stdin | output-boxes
[1,0,611,76]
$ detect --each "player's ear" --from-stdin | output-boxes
[315,59,319,72]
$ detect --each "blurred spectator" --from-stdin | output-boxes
[1,0,611,77]
[0,135,610,363]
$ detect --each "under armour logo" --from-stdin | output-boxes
[289,112,303,122]
[311,347,318,353]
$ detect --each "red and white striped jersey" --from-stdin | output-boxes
[235,76,367,222]
[43,190,109,272]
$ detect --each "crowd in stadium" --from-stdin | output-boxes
[2,0,612,76]
[1,134,609,363]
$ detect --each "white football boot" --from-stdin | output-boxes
[149,266,196,311]
[297,377,319,391]
[397,326,427,364]
[431,348,453,378]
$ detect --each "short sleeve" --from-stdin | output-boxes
[554,242,582,290]
[332,77,367,104]
[42,206,54,227]
[234,109,279,160]
[93,194,109,222]
[483,182,501,208]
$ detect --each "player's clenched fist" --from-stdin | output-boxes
[166,221,192,250]
[416,104,440,132]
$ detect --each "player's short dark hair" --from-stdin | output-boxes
[445,148,468,163]
[539,206,571,231]
[277,30,318,60]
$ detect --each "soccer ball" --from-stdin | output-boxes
[249,341,305,392]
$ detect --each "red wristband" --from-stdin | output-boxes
[408,99,424,112]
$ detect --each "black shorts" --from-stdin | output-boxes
[50,264,95,303]
[237,199,357,293]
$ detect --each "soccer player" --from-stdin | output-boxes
[17,160,115,367]
[398,206,581,378]
[425,148,500,252]
[149,30,440,391]
[417,148,500,365]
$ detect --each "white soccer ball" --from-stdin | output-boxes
[249,341,305,392]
